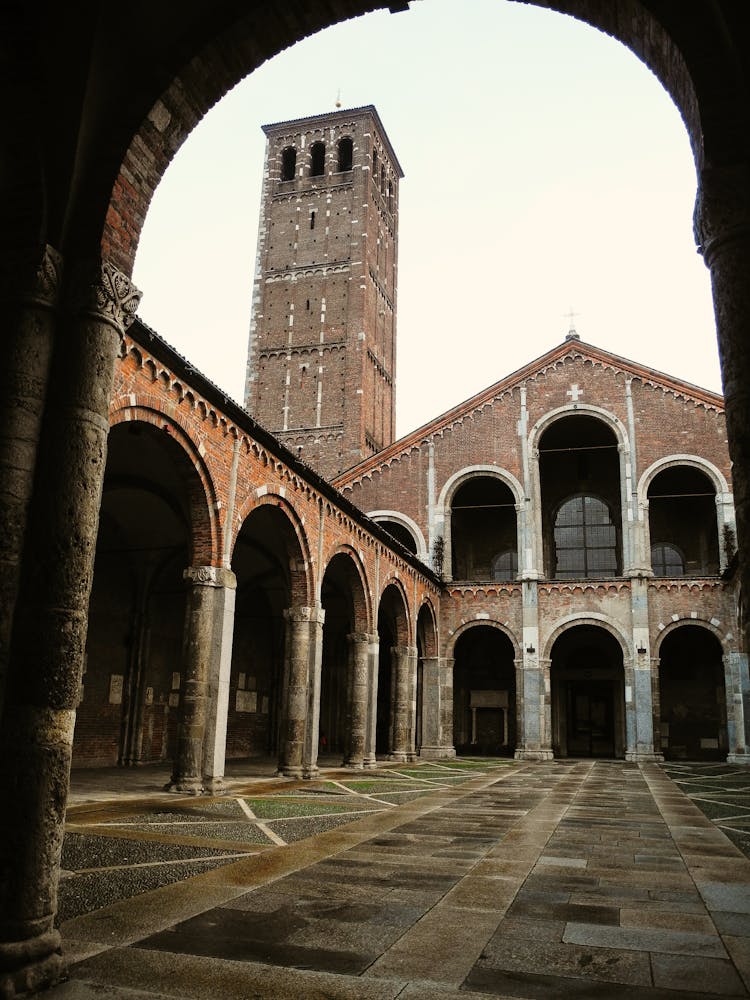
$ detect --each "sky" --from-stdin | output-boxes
[132,0,721,439]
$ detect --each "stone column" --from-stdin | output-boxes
[695,163,750,654]
[363,634,380,768]
[417,656,443,758]
[725,651,750,763]
[388,645,415,762]
[278,606,324,778]
[200,568,237,794]
[440,655,455,755]
[345,632,371,768]
[0,245,62,721]
[405,646,419,762]
[0,260,140,998]
[167,567,231,794]
[626,578,661,761]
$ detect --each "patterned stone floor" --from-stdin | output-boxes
[662,761,750,858]
[50,759,750,999]
[59,758,510,923]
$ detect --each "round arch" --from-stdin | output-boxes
[543,613,632,662]
[321,544,373,633]
[233,489,314,607]
[654,615,728,656]
[447,619,521,662]
[416,599,438,659]
[367,510,428,562]
[638,454,731,504]
[437,464,524,512]
[378,575,413,646]
[109,404,219,566]
[451,622,518,756]
[529,402,629,454]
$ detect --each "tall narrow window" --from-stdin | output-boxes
[372,148,378,178]
[338,136,353,172]
[387,180,393,213]
[310,210,316,230]
[281,147,296,182]
[310,142,325,177]
[380,164,385,193]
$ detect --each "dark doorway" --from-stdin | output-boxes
[658,625,726,759]
[453,625,516,756]
[551,625,625,758]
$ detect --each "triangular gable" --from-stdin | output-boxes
[333,338,724,489]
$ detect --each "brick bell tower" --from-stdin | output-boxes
[244,105,403,479]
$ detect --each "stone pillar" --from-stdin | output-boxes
[405,646,419,762]
[345,632,371,768]
[0,260,140,998]
[167,566,235,795]
[695,164,750,655]
[201,568,237,794]
[363,634,380,768]
[515,579,553,761]
[388,645,415,762]
[278,606,324,779]
[440,656,455,755]
[0,245,62,721]
[725,651,750,763]
[626,578,661,761]
[418,656,443,758]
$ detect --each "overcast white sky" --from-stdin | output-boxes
[132,0,721,439]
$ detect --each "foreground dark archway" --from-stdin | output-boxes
[453,625,517,756]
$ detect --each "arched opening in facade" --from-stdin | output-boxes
[310,141,326,177]
[451,477,517,581]
[550,624,626,758]
[453,625,516,756]
[319,553,365,758]
[648,466,720,576]
[658,625,727,759]
[377,518,418,555]
[376,583,409,756]
[80,421,205,768]
[230,504,304,762]
[415,602,438,754]
[539,416,622,579]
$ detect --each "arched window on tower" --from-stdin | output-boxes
[337,136,353,172]
[380,164,385,193]
[387,180,393,213]
[372,148,378,179]
[310,141,325,177]
[280,146,296,182]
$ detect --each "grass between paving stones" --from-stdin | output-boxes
[339,780,430,793]
[243,797,382,819]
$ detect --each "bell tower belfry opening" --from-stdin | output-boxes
[244,105,403,479]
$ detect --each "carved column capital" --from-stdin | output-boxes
[0,244,63,308]
[694,163,750,265]
[70,259,141,334]
[183,565,237,589]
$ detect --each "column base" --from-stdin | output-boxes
[302,766,320,780]
[202,776,228,796]
[514,748,554,761]
[363,755,378,769]
[278,766,303,779]
[419,746,456,759]
[344,759,365,770]
[164,776,204,795]
[625,751,665,763]
[726,753,750,764]
[0,930,65,999]
[387,752,407,763]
